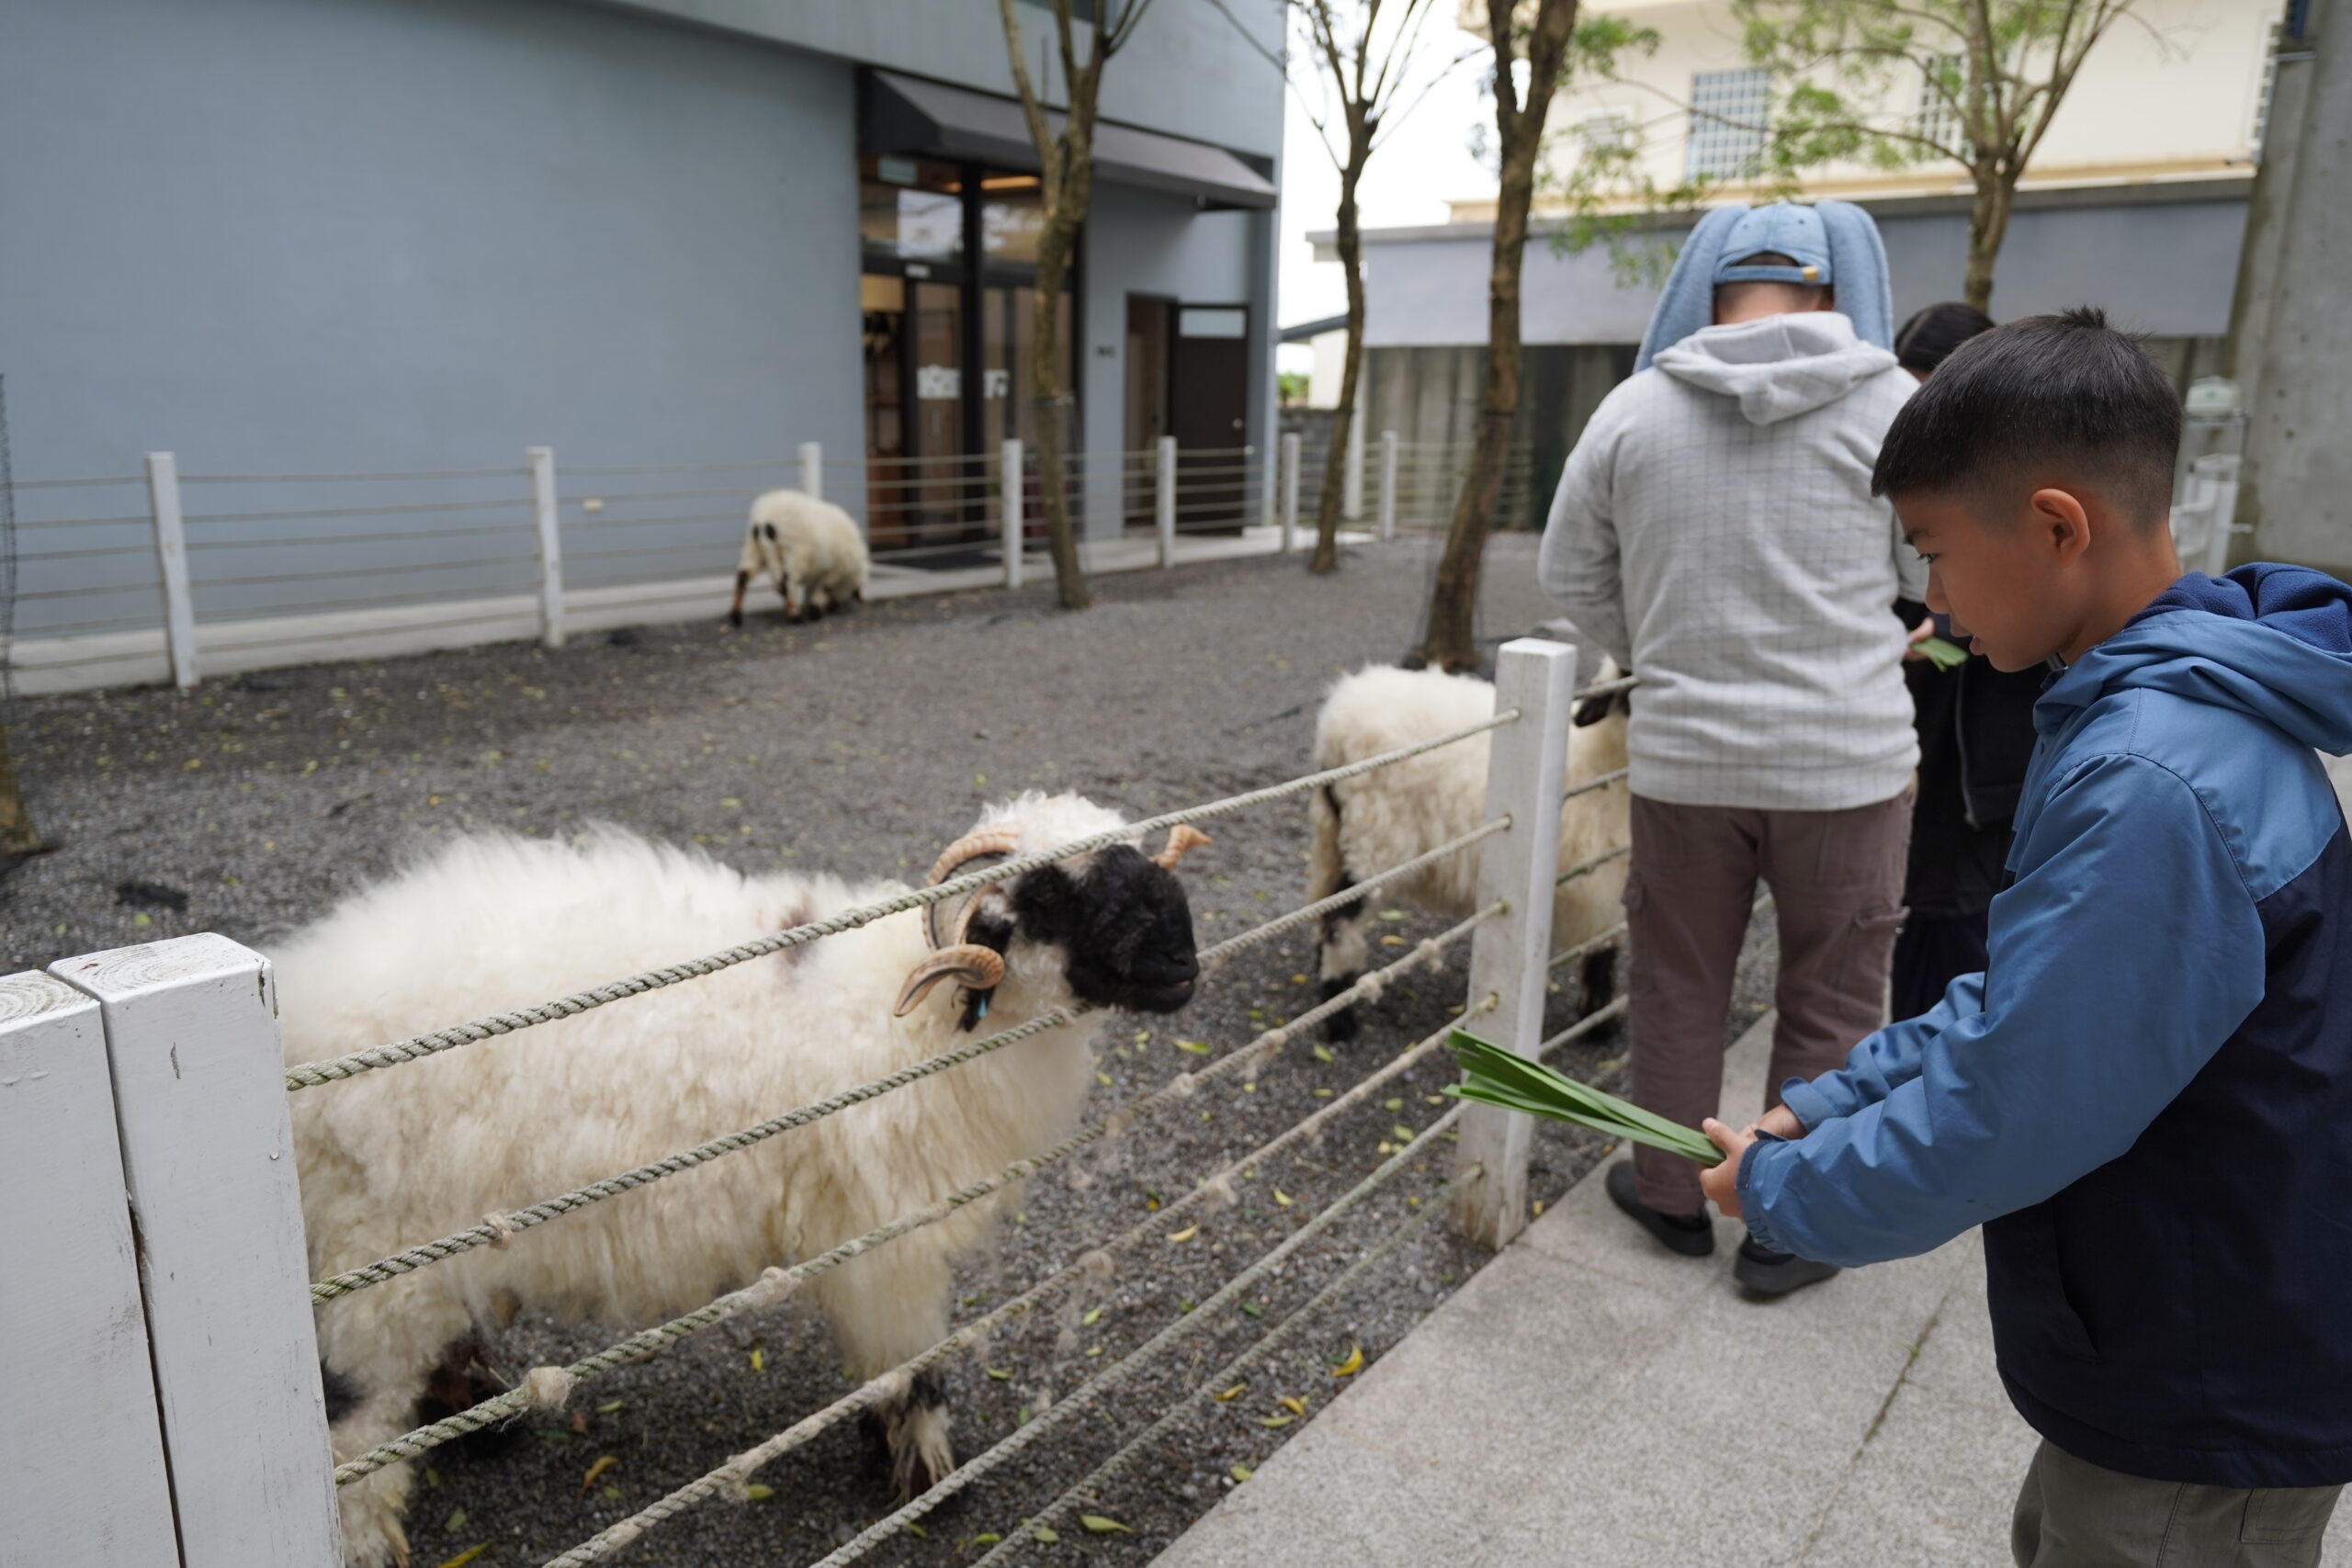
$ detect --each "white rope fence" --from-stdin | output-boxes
[533,997,1502,1566]
[283,712,1517,1091]
[331,904,1505,1484]
[308,820,1510,1303]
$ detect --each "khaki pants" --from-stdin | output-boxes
[2014,1440,2343,1567]
[1623,790,1911,1216]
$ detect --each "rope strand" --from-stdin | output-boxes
[309,828,1506,1302]
[286,714,1514,1090]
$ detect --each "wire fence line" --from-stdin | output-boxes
[308,822,1510,1303]
[282,711,1518,1090]
[330,910,1503,1485]
[526,990,1503,1566]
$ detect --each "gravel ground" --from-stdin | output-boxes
[5,535,1773,1568]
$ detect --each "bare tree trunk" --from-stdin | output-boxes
[1413,0,1578,671]
[1962,162,2015,313]
[1031,213,1091,609]
[0,721,50,868]
[1310,145,1370,575]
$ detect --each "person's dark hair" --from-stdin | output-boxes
[1893,301,1996,376]
[1871,307,2181,526]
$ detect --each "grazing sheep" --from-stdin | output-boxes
[729,489,870,626]
[1307,660,1632,1041]
[276,795,1206,1567]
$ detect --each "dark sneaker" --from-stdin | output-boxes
[1735,1238,1841,1297]
[1604,1160,1714,1257]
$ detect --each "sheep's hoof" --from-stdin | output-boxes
[868,1369,957,1503]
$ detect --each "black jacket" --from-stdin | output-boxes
[1900,610,2044,919]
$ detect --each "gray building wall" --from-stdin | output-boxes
[1,0,1283,638]
[1,0,864,482]
[1353,185,2253,350]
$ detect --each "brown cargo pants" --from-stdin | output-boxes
[1624,789,1912,1216]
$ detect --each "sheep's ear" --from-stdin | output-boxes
[893,945,1008,1018]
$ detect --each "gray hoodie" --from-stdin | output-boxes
[1538,311,1926,811]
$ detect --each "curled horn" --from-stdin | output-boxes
[1154,825,1212,870]
[925,829,1024,891]
[894,945,1008,1018]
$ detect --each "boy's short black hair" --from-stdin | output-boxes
[1871,307,2182,525]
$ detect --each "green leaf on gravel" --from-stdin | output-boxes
[1033,1526,1060,1543]
[595,1399,625,1414]
[1311,1043,1334,1063]
[1081,1307,1102,1325]
[1239,1302,1263,1318]
[986,1367,1012,1381]
[971,1534,1003,1546]
[1174,1039,1212,1055]
[1229,1464,1253,1483]
[1080,1515,1133,1533]
[1260,1415,1293,1427]
[741,1483,775,1502]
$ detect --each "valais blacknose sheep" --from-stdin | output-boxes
[276,795,1206,1568]
[1308,660,1631,1041]
[729,488,870,626]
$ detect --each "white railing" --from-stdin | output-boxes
[7,431,1564,694]
[3,641,1638,1566]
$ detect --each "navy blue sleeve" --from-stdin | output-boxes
[1739,752,2267,1267]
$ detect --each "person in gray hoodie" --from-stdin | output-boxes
[1539,200,1924,1296]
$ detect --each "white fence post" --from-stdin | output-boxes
[51,934,344,1566]
[1156,435,1178,568]
[1001,437,1024,591]
[1280,430,1302,554]
[1343,401,1366,522]
[1450,638,1577,1249]
[0,972,180,1565]
[144,452,197,690]
[1257,443,1276,533]
[1378,430,1399,543]
[799,440,823,503]
[528,446,565,649]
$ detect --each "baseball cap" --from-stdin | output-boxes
[1712,202,1832,286]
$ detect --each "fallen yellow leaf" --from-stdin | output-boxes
[1081,1306,1102,1325]
[1532,1199,1546,1218]
[742,1483,775,1501]
[1311,1043,1335,1063]
[1174,1039,1212,1055]
[1331,1343,1363,1377]
[1080,1514,1133,1533]
[1214,1383,1247,1402]
[435,1549,487,1568]
[1166,1224,1199,1243]
[1279,1395,1306,1416]
[1273,1189,1294,1207]
[1380,934,1407,947]
[748,1348,763,1372]
[581,1454,619,1495]
[1259,1415,1293,1427]
[1229,1463,1253,1483]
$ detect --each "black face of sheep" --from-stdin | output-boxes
[1007,844,1201,1014]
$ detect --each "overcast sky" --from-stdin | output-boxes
[1275,14,1499,334]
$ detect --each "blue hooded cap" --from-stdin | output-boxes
[1634,199,1894,372]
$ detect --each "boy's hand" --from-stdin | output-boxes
[1903,616,1936,661]
[1754,1103,1804,1141]
[1699,1119,1753,1217]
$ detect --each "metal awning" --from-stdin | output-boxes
[862,70,1276,211]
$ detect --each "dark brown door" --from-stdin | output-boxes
[1168,304,1250,531]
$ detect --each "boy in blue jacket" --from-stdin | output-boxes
[1698,309,2352,1565]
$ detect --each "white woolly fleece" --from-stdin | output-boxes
[1307,661,1631,981]
[277,793,1132,1567]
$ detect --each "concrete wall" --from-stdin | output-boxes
[1354,187,2251,350]
[2232,0,2351,575]
[0,0,865,484]
[607,0,1287,161]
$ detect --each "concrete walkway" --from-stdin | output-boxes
[1155,1012,2348,1568]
